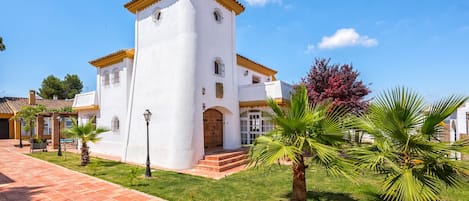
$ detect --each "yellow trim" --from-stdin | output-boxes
[89,49,135,68]
[124,0,244,15]
[0,113,13,118]
[239,98,288,107]
[237,55,277,78]
[9,119,14,139]
[216,0,245,15]
[124,0,160,14]
[72,105,100,111]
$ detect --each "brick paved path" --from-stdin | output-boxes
[0,140,164,201]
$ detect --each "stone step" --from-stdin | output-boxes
[204,150,248,161]
[198,154,248,166]
[196,159,248,172]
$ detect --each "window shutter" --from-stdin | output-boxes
[216,82,223,99]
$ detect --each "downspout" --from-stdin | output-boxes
[122,12,140,162]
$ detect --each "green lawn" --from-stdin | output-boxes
[29,152,469,201]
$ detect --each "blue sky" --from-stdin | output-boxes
[1,0,468,101]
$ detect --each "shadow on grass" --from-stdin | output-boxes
[284,190,382,201]
[95,161,120,167]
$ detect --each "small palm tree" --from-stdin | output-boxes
[64,118,108,166]
[12,105,46,138]
[350,87,469,201]
[249,85,354,201]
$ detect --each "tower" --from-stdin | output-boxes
[122,0,245,169]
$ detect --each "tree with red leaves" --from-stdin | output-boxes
[302,58,370,113]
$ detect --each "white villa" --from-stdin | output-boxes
[448,102,469,144]
[72,0,293,170]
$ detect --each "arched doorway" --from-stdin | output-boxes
[203,109,223,149]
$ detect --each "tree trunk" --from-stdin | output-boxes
[291,155,307,201]
[81,142,90,166]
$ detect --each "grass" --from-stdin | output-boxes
[29,152,469,201]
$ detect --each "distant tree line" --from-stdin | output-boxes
[38,74,83,99]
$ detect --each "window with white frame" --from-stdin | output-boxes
[214,59,224,77]
[111,116,119,132]
[103,71,110,86]
[240,110,274,145]
[112,68,120,84]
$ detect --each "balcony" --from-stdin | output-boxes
[239,81,293,107]
[72,91,99,111]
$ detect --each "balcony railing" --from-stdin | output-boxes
[239,80,293,103]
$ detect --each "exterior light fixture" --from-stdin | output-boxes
[56,116,63,156]
[143,109,152,178]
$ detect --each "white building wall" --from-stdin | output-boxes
[124,0,198,170]
[194,0,240,153]
[237,65,273,86]
[450,102,469,143]
[90,59,132,157]
[123,0,242,170]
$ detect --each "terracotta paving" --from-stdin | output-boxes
[0,140,164,201]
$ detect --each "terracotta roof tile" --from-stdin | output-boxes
[3,97,73,113]
[0,98,13,114]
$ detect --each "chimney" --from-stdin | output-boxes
[28,90,36,105]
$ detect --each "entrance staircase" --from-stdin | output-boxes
[196,148,249,172]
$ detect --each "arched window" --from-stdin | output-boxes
[112,68,120,84]
[152,9,162,22]
[213,9,223,23]
[214,58,224,77]
[111,116,119,132]
[103,71,110,86]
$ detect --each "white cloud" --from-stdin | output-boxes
[318,28,378,49]
[245,0,282,7]
[304,44,315,54]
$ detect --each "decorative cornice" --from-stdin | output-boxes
[124,0,160,14]
[124,0,244,15]
[89,49,135,68]
[239,98,288,107]
[237,54,278,78]
[216,0,245,15]
[72,105,100,111]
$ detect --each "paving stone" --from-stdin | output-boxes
[0,140,164,201]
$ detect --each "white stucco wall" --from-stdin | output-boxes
[450,102,469,143]
[89,58,132,157]
[237,65,273,86]
[123,0,242,170]
[194,0,240,152]
[124,0,198,170]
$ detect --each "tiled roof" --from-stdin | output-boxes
[3,97,73,113]
[0,98,13,114]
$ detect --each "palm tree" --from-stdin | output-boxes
[13,105,46,139]
[350,87,469,201]
[249,85,354,201]
[0,37,5,51]
[63,118,108,166]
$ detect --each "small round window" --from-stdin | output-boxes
[152,9,162,23]
[213,9,223,23]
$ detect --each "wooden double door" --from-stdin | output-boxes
[203,109,223,149]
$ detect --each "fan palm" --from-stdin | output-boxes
[350,87,469,201]
[63,118,108,166]
[249,85,354,201]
